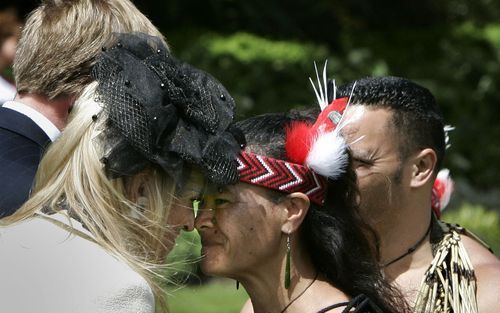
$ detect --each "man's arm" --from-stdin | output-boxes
[462,235,500,313]
[475,263,500,313]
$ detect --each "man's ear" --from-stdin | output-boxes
[280,193,310,234]
[410,148,437,188]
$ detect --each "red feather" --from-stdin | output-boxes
[286,97,349,165]
[286,121,314,164]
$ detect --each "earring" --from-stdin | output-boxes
[236,280,240,290]
[285,235,291,289]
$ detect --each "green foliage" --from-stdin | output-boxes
[442,203,500,255]
[172,30,403,125]
[204,32,323,64]
[1,67,14,82]
[175,32,330,117]
[484,24,500,49]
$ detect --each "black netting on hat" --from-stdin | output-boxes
[93,56,152,156]
[91,32,244,185]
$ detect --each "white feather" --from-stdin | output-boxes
[309,61,330,110]
[336,105,365,133]
[314,62,325,107]
[347,81,357,106]
[305,66,365,179]
[322,60,328,108]
[331,79,336,102]
[309,77,322,109]
[444,125,455,150]
[306,129,349,180]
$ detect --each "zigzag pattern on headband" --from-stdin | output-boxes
[237,152,327,206]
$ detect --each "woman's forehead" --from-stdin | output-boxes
[204,183,239,196]
[180,170,206,194]
[204,183,268,200]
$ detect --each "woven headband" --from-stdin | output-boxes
[236,79,350,206]
[237,152,327,206]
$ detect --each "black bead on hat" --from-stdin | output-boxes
[91,32,244,185]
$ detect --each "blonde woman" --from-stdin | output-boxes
[0,33,243,313]
[1,0,166,217]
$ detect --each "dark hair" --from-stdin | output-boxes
[336,76,446,171]
[236,111,408,313]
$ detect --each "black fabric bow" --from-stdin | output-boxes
[91,32,244,186]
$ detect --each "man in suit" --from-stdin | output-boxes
[0,103,54,216]
[0,0,166,217]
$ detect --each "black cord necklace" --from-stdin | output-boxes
[279,272,319,313]
[382,222,432,268]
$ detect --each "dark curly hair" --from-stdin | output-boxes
[335,76,446,172]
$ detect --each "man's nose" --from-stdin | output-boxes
[181,209,195,231]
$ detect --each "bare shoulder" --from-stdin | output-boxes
[462,235,500,313]
[475,263,500,313]
[461,235,499,264]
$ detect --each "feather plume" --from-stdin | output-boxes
[303,61,358,179]
[306,129,349,180]
[309,61,330,110]
[285,122,314,165]
[444,125,455,149]
[336,105,365,133]
[433,168,454,212]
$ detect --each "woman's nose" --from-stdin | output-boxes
[194,208,215,231]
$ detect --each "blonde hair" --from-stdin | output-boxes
[2,82,176,308]
[14,0,166,99]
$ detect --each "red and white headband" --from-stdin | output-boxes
[237,151,328,206]
[237,63,351,206]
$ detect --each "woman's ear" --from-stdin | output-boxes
[281,192,310,234]
[126,170,150,203]
[410,148,437,188]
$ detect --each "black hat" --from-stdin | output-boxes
[92,32,244,186]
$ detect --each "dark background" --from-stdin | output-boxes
[3,0,500,208]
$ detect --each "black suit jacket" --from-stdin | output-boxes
[0,107,51,217]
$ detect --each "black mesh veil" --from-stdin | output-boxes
[91,33,244,185]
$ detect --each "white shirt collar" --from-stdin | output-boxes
[2,100,61,142]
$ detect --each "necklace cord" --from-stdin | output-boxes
[382,221,432,268]
[279,272,319,313]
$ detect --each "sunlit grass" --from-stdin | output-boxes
[166,279,249,313]
[442,203,500,255]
